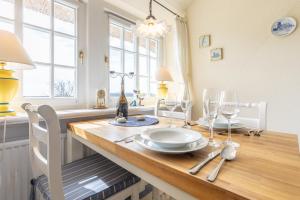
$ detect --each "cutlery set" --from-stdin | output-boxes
[189,145,237,182]
[113,134,138,143]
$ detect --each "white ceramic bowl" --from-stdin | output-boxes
[141,128,202,148]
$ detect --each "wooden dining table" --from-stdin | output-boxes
[67,116,300,200]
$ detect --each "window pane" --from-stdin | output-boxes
[124,29,135,51]
[139,38,148,55]
[0,20,14,32]
[54,2,75,35]
[110,23,122,48]
[54,67,75,97]
[150,82,157,96]
[124,52,135,74]
[150,40,158,57]
[110,77,121,96]
[125,78,134,96]
[24,0,51,29]
[109,48,122,72]
[23,64,50,97]
[54,35,75,66]
[139,55,148,76]
[139,77,148,93]
[0,0,14,19]
[150,58,157,81]
[23,27,50,63]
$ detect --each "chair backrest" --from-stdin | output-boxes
[22,103,64,200]
[237,102,267,130]
[202,101,267,130]
[155,99,192,121]
[220,102,267,130]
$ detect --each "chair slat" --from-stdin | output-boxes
[32,147,48,175]
[32,123,48,144]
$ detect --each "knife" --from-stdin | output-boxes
[188,149,222,175]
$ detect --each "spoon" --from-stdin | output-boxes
[207,145,237,182]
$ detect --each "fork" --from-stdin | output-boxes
[114,134,139,143]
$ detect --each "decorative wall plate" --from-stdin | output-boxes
[271,17,297,37]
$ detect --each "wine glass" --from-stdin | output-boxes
[181,99,191,128]
[203,89,224,148]
[220,90,240,148]
[165,100,177,127]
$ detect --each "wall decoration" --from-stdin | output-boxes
[199,35,211,48]
[210,48,223,61]
[271,17,297,37]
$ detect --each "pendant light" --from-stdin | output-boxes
[136,0,181,38]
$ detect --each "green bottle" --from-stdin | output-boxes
[116,77,128,119]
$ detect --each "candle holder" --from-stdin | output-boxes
[110,71,134,119]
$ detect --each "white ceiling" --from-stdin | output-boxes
[104,0,194,19]
[163,0,194,11]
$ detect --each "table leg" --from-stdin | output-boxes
[67,130,84,163]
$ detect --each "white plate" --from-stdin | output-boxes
[197,118,244,130]
[214,117,239,126]
[141,128,202,148]
[134,135,208,154]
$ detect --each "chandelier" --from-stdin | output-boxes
[136,0,181,38]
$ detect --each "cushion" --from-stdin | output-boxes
[36,154,141,200]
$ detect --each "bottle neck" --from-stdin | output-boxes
[120,77,125,95]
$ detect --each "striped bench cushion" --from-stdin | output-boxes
[36,154,141,200]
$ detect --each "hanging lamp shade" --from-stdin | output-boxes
[136,16,170,38]
[135,0,170,38]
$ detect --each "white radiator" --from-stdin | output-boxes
[0,134,67,200]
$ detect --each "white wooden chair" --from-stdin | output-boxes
[155,99,192,121]
[235,102,267,131]
[22,103,146,200]
[202,101,267,131]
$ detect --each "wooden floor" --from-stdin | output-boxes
[68,117,300,200]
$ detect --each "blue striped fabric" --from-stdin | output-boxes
[36,154,141,200]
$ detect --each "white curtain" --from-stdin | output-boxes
[175,17,193,101]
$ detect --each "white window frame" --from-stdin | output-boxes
[4,0,86,108]
[109,19,137,97]
[0,0,15,32]
[21,0,78,99]
[108,16,161,98]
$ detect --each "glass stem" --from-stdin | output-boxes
[209,120,214,142]
[227,119,232,142]
[184,111,188,127]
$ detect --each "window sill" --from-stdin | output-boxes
[0,106,155,125]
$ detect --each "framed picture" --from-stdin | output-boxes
[199,35,211,48]
[271,17,297,37]
[210,48,223,61]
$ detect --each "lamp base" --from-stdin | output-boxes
[158,83,168,99]
[0,110,16,117]
[0,69,19,117]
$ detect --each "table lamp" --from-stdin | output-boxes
[0,30,34,116]
[155,67,173,99]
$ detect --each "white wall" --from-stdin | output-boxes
[86,0,109,108]
[187,0,300,134]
